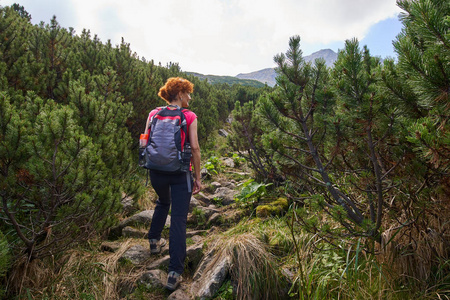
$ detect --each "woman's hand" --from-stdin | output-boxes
[192,179,203,195]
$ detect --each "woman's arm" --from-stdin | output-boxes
[188,119,203,194]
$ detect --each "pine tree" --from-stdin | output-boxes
[394,0,449,170]
[0,6,32,93]
[258,36,396,243]
[228,100,279,182]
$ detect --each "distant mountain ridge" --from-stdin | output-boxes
[236,49,338,87]
[186,72,265,88]
[188,49,338,88]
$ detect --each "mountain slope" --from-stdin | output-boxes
[236,49,338,87]
[187,72,266,88]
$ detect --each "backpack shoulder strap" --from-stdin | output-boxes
[144,107,164,134]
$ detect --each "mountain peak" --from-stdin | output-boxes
[235,49,338,87]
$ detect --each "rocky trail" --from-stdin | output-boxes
[100,157,258,299]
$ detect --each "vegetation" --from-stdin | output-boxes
[227,0,449,298]
[187,72,267,88]
[0,4,258,296]
[0,0,448,299]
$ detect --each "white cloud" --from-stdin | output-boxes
[1,0,402,75]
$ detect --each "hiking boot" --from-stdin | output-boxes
[149,238,166,254]
[166,271,182,291]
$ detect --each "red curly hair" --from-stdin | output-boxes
[158,77,194,104]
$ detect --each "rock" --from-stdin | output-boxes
[188,206,219,225]
[167,289,191,300]
[121,194,138,216]
[200,167,209,179]
[192,249,216,281]
[195,192,210,202]
[147,243,203,271]
[138,269,167,289]
[120,244,151,265]
[211,182,222,189]
[222,209,244,224]
[100,241,121,253]
[222,157,234,168]
[191,235,204,244]
[109,210,170,239]
[122,226,148,239]
[223,181,236,189]
[218,129,229,137]
[189,197,204,212]
[207,213,223,227]
[186,230,208,238]
[147,255,171,270]
[123,210,154,226]
[212,187,238,206]
[191,252,232,299]
[185,243,204,269]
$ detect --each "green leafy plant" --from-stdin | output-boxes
[203,155,222,177]
[212,197,223,207]
[191,207,207,228]
[213,279,234,300]
[235,179,272,209]
[232,153,246,168]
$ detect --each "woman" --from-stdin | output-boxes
[146,77,203,291]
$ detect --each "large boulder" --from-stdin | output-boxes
[191,249,232,299]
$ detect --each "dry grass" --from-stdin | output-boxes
[378,195,450,295]
[199,232,287,300]
[136,185,158,211]
[5,239,152,299]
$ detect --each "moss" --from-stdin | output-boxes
[272,197,289,210]
[255,198,289,218]
[256,205,280,218]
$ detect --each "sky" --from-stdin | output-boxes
[0,0,403,76]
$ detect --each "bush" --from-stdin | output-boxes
[0,231,11,297]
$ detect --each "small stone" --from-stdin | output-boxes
[222,157,234,168]
[191,235,204,244]
[207,213,223,226]
[100,241,121,253]
[218,129,229,137]
[211,182,222,188]
[122,226,148,239]
[167,289,191,300]
[138,269,166,289]
[121,194,138,216]
[147,255,171,270]
[120,244,151,265]
[186,230,208,238]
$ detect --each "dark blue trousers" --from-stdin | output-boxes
[148,171,192,274]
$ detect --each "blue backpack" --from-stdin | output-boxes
[139,106,191,174]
